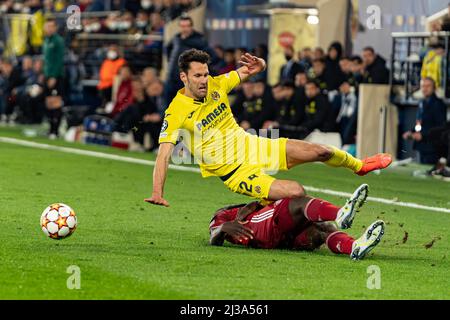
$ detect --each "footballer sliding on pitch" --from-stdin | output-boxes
[145,49,393,207]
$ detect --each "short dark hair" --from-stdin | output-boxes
[313,57,326,65]
[178,49,211,73]
[179,15,193,25]
[280,79,295,88]
[363,46,375,54]
[422,77,436,89]
[350,55,363,64]
[45,18,57,26]
[306,80,320,88]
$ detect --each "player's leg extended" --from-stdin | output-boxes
[326,220,385,260]
[285,139,393,175]
[294,220,385,260]
[280,183,369,229]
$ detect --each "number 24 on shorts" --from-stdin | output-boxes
[239,174,258,194]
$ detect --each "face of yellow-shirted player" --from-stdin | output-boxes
[180,62,209,100]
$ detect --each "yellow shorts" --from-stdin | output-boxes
[222,137,288,200]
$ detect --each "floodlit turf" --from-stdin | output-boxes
[0,126,449,299]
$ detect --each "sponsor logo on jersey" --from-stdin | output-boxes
[196,103,228,131]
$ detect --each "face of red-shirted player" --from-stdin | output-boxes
[181,62,209,100]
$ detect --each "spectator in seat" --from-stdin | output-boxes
[211,45,226,75]
[0,60,24,123]
[237,79,274,131]
[324,42,346,92]
[149,12,165,33]
[141,12,165,56]
[110,65,134,117]
[402,77,447,164]
[263,81,306,139]
[219,48,236,74]
[141,67,158,88]
[279,45,303,83]
[135,10,150,33]
[97,44,127,107]
[349,55,365,89]
[361,47,389,84]
[234,81,254,130]
[334,81,358,145]
[164,15,213,108]
[301,80,332,135]
[421,41,445,92]
[313,47,325,60]
[17,57,45,124]
[340,56,360,90]
[115,79,162,152]
[145,79,165,115]
[298,47,313,72]
[2,58,33,123]
[310,58,328,94]
[295,70,308,90]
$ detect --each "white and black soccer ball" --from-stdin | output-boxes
[40,203,77,240]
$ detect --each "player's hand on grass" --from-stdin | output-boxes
[221,221,254,242]
[144,194,170,207]
[238,53,266,77]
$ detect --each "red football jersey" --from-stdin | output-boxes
[209,199,294,248]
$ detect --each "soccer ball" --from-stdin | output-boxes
[40,203,77,240]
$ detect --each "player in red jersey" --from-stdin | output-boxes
[209,184,385,260]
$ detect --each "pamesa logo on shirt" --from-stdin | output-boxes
[196,103,228,131]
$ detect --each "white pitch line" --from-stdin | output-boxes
[1,136,449,214]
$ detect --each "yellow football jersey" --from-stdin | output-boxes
[159,70,255,178]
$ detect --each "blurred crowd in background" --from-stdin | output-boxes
[0,0,449,178]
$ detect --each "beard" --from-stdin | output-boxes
[188,82,207,99]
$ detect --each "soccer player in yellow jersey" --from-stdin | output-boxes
[145,49,392,207]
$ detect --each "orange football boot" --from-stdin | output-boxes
[356,153,393,176]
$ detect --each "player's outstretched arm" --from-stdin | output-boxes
[144,143,174,207]
[236,53,266,83]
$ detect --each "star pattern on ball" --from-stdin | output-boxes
[41,203,77,240]
[56,216,67,228]
[50,204,61,211]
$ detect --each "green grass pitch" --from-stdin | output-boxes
[0,127,449,299]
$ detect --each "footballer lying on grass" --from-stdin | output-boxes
[209,184,385,260]
[146,49,392,207]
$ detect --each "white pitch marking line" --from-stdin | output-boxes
[1,136,449,214]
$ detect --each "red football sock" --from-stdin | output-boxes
[326,231,355,255]
[304,198,340,222]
